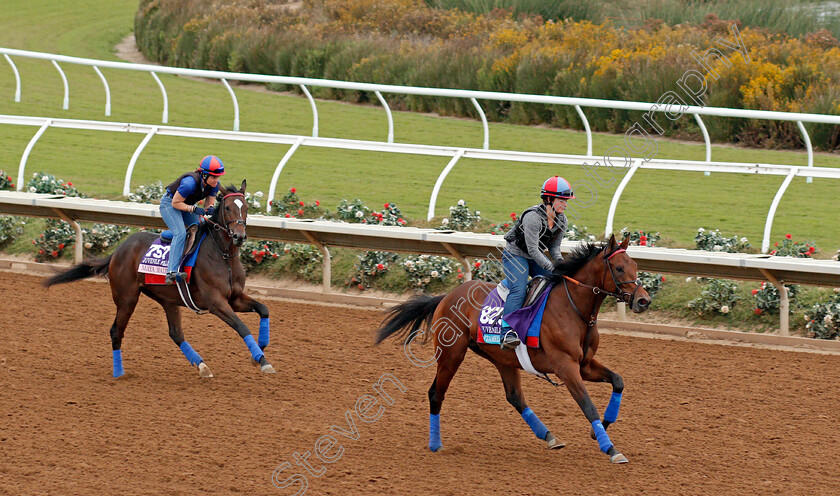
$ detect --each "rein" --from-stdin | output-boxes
[561,247,643,361]
[203,192,246,284]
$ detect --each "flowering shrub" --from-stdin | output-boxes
[240,240,283,269]
[621,228,660,247]
[335,198,371,223]
[127,181,166,204]
[565,224,597,242]
[687,278,740,315]
[0,170,15,190]
[769,234,816,257]
[347,251,400,289]
[472,258,504,283]
[364,202,406,226]
[694,228,750,253]
[439,200,480,231]
[270,187,322,218]
[0,216,25,246]
[751,281,799,315]
[488,221,513,236]
[639,272,665,298]
[27,172,82,197]
[285,243,324,278]
[402,254,456,290]
[804,293,840,339]
[33,219,75,262]
[244,190,265,211]
[82,224,129,254]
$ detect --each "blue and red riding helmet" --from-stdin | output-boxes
[199,155,226,176]
[541,176,574,199]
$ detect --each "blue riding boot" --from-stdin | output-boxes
[499,318,521,349]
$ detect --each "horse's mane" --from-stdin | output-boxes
[548,241,608,283]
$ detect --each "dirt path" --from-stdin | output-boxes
[1,271,838,495]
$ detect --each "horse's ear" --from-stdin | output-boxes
[240,179,247,195]
[620,234,630,250]
[606,233,617,254]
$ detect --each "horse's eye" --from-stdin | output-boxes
[617,266,624,273]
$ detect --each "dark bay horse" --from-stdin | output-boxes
[44,181,275,379]
[376,235,650,463]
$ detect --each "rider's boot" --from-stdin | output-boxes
[499,318,521,349]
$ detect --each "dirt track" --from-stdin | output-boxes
[1,271,839,495]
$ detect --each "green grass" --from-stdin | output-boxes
[2,0,840,257]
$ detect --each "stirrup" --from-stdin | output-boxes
[500,329,521,349]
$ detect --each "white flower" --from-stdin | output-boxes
[84,242,92,249]
[720,305,730,314]
[698,227,705,233]
[713,245,722,251]
[805,314,810,321]
[28,187,36,193]
[255,191,264,197]
[568,230,576,237]
[834,288,840,293]
[430,270,439,278]
[355,211,364,218]
[740,237,749,243]
[475,211,480,215]
[824,314,833,324]
[686,277,693,282]
[449,206,454,211]
[404,260,414,268]
[441,218,449,226]
[457,199,465,206]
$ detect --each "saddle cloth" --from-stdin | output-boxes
[476,281,553,348]
[138,232,206,285]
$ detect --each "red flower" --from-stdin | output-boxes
[754,308,763,315]
[474,262,481,268]
[490,232,496,235]
[9,183,13,188]
[809,246,816,253]
[269,200,274,206]
[58,243,64,249]
[290,187,296,193]
[38,249,44,254]
[490,224,495,227]
[259,251,266,256]
[751,289,759,295]
[785,234,792,239]
[51,251,58,257]
[357,284,364,290]
[67,182,72,187]
[299,201,305,206]
[640,235,647,241]
[252,250,258,256]
[384,203,390,208]
[297,209,304,216]
[284,213,291,218]
[660,276,665,282]
[510,212,517,219]
[376,263,385,270]
[315,200,320,206]
[640,240,647,246]
[770,250,776,255]
[503,223,510,228]
[774,242,778,246]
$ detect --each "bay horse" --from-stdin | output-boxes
[375,234,650,463]
[43,180,275,379]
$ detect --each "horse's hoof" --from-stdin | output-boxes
[610,453,629,464]
[198,362,214,378]
[260,363,276,374]
[546,434,566,450]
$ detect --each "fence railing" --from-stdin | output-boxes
[3,47,840,254]
[1,191,838,336]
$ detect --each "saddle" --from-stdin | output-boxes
[497,275,552,307]
[160,224,200,262]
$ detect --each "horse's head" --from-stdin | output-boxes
[602,234,651,313]
[214,180,248,246]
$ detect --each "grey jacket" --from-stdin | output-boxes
[503,204,567,272]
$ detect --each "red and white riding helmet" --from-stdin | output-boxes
[541,176,574,199]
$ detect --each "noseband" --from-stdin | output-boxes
[563,248,643,306]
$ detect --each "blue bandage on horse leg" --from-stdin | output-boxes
[521,407,549,440]
[179,341,203,366]
[243,334,264,362]
[258,318,270,349]
[112,350,124,378]
[591,419,613,453]
[604,392,622,424]
[429,413,442,452]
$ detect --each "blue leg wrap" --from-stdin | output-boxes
[179,341,203,366]
[604,392,622,424]
[112,350,124,378]
[429,414,442,452]
[591,420,613,453]
[521,407,549,440]
[243,334,264,362]
[258,318,270,349]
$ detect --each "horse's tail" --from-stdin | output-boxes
[375,293,446,345]
[42,255,112,287]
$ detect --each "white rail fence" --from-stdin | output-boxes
[2,192,839,336]
[2,47,840,254]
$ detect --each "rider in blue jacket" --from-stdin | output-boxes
[159,155,225,284]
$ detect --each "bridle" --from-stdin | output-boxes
[204,192,247,261]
